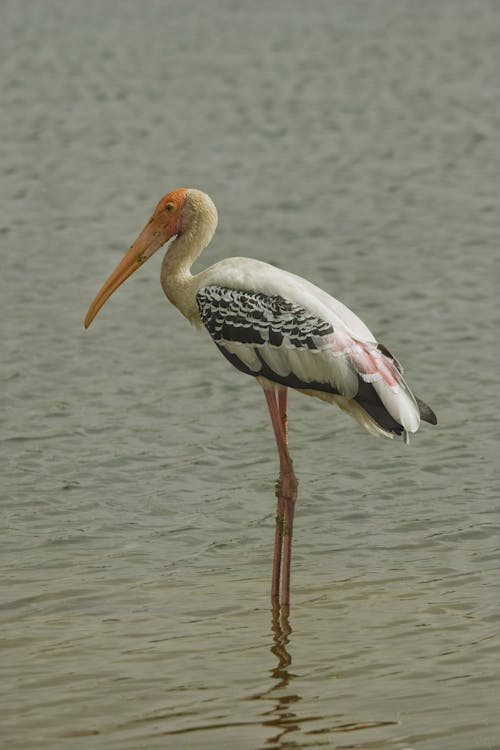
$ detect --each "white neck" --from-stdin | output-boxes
[160,189,218,320]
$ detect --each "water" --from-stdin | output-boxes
[2,1,499,748]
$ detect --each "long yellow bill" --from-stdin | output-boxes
[84,189,187,328]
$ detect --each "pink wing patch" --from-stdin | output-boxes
[320,330,420,433]
[323,331,400,388]
[351,343,400,387]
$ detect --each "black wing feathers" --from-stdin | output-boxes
[197,286,333,350]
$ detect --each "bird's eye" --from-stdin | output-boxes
[164,203,175,212]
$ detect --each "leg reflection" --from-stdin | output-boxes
[270,601,292,681]
[250,605,302,746]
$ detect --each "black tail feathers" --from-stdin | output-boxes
[416,397,437,425]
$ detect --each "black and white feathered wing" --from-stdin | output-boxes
[196,278,436,441]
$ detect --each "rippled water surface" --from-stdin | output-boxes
[2,1,499,748]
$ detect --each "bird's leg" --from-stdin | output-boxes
[271,387,288,598]
[277,388,297,609]
[264,388,298,608]
[265,389,285,601]
[280,480,297,610]
[278,387,289,448]
[272,486,285,601]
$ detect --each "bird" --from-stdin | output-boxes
[84,188,436,609]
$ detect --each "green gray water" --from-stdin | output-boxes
[2,1,499,748]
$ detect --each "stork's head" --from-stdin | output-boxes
[147,188,188,241]
[84,188,218,328]
[84,188,191,329]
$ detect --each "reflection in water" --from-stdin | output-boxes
[270,602,293,682]
[251,604,302,748]
[251,605,399,749]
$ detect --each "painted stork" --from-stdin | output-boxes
[84,188,436,608]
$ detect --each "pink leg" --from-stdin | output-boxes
[264,387,298,609]
[272,388,288,599]
[278,388,288,448]
[271,486,285,601]
[267,389,285,601]
[281,483,296,609]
